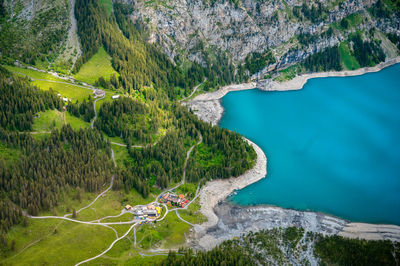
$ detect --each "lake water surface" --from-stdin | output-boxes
[220,64,400,225]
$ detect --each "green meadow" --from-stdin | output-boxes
[99,0,113,16]
[32,110,64,132]
[74,46,119,84]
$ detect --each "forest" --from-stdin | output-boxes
[0,67,63,131]
[0,69,114,237]
[349,32,386,67]
[161,227,400,265]
[94,97,159,145]
[244,51,276,76]
[302,45,342,72]
[67,97,95,123]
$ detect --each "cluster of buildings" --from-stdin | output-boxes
[159,193,189,208]
[125,203,162,220]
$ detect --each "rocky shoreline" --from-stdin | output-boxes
[186,56,400,126]
[188,57,400,250]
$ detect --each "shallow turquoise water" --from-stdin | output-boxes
[220,64,400,225]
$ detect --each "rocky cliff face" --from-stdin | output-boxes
[121,0,399,74]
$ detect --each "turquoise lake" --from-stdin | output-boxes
[220,63,400,225]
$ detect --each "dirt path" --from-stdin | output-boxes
[179,81,205,102]
[13,71,95,91]
[64,175,115,218]
[75,222,138,266]
[175,210,194,226]
[90,96,104,129]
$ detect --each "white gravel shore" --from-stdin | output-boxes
[194,138,267,248]
[188,57,400,249]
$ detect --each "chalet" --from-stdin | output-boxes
[93,89,105,98]
[125,205,132,210]
[112,95,120,99]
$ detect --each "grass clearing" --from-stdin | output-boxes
[76,190,127,222]
[133,214,190,251]
[32,80,92,102]
[74,46,119,84]
[0,143,21,166]
[32,110,64,132]
[99,0,113,15]
[111,143,133,168]
[196,143,223,168]
[2,220,116,265]
[339,42,360,70]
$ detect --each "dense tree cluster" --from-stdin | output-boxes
[67,97,95,123]
[95,97,159,145]
[371,0,399,18]
[162,243,252,266]
[387,32,400,50]
[293,3,328,23]
[244,51,276,76]
[0,125,113,232]
[297,33,319,47]
[315,235,400,265]
[0,67,63,131]
[350,33,385,67]
[302,45,342,72]
[185,126,256,183]
[95,74,119,90]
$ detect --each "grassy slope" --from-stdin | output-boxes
[2,220,116,265]
[65,112,91,130]
[339,42,361,70]
[74,46,119,84]
[99,0,113,16]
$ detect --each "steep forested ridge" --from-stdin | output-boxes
[74,0,189,97]
[74,0,244,97]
